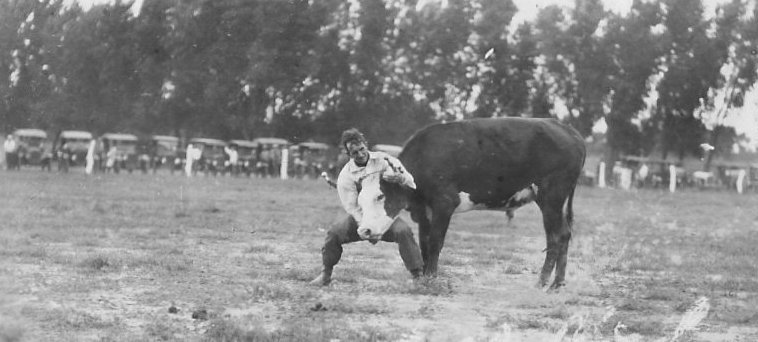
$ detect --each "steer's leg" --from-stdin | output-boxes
[310,215,360,286]
[409,204,431,271]
[425,198,456,276]
[536,179,574,290]
[381,218,423,278]
[538,206,567,289]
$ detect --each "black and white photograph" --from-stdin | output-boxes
[1,0,757,340]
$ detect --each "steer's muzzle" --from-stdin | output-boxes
[357,226,383,243]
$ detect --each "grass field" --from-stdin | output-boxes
[1,169,757,341]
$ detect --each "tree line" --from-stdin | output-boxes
[1,0,756,169]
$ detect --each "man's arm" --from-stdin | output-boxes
[336,168,363,223]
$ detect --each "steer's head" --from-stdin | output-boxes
[356,172,415,241]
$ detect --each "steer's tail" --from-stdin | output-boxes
[565,185,576,229]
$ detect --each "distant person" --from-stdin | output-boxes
[224,144,239,176]
[310,128,423,286]
[3,134,18,170]
[57,141,70,173]
[637,163,649,188]
[105,146,118,173]
[185,143,202,177]
[41,141,53,172]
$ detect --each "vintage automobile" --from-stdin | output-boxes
[290,141,336,179]
[251,137,290,177]
[228,139,257,176]
[189,137,228,175]
[150,135,182,173]
[100,133,139,173]
[54,130,93,169]
[13,128,51,168]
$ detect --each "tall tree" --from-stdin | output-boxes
[472,0,522,118]
[655,0,726,160]
[534,0,612,136]
[699,0,758,170]
[603,0,664,162]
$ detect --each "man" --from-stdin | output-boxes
[310,128,423,286]
[4,134,18,170]
[224,144,239,176]
[57,140,70,173]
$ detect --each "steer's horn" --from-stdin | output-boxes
[384,157,403,174]
[321,171,337,189]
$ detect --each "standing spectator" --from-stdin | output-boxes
[41,141,53,172]
[4,134,18,170]
[57,141,71,173]
[637,163,649,188]
[224,144,239,176]
[185,143,202,177]
[105,146,118,173]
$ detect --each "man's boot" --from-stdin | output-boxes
[309,267,333,286]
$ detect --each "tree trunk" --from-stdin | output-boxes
[603,145,620,187]
[702,125,721,171]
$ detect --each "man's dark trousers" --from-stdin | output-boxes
[317,215,423,284]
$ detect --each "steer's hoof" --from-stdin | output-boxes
[309,273,332,286]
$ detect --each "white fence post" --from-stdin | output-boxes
[736,169,746,194]
[598,162,606,188]
[280,148,289,180]
[669,164,676,193]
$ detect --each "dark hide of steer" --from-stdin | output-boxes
[390,117,586,289]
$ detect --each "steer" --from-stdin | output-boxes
[359,117,586,289]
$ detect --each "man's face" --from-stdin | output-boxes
[346,141,369,166]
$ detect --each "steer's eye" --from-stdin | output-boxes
[377,194,385,201]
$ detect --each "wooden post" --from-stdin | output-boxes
[280,148,289,180]
[737,169,746,194]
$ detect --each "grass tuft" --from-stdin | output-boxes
[406,276,455,296]
[79,255,112,271]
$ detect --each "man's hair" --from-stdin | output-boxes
[340,128,367,150]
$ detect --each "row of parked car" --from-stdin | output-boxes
[9,128,352,178]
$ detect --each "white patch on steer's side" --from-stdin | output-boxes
[453,185,538,214]
[505,185,537,210]
[454,192,488,213]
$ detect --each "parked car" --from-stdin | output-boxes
[54,130,93,170]
[151,135,182,174]
[189,138,228,175]
[13,128,51,168]
[290,141,335,179]
[228,139,257,176]
[100,133,139,173]
[251,137,290,177]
